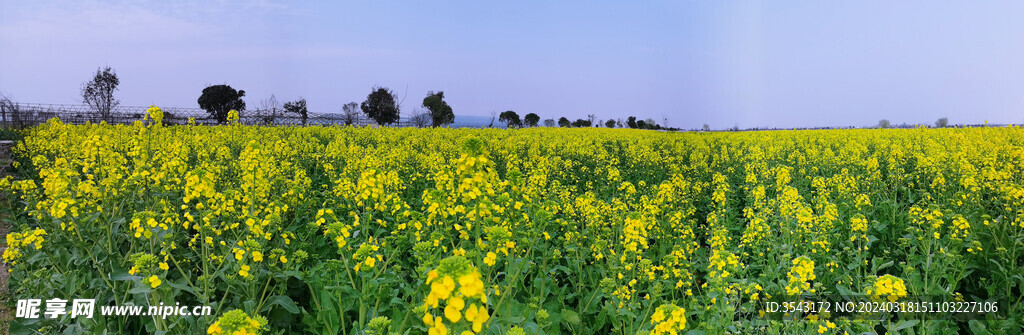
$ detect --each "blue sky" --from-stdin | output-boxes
[2,1,1024,129]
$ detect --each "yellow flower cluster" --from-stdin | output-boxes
[650,303,686,335]
[145,105,164,125]
[866,274,907,302]
[2,228,46,265]
[622,214,650,256]
[483,252,497,266]
[785,256,816,295]
[208,309,266,335]
[849,214,868,246]
[423,256,489,334]
[949,215,971,240]
[352,237,383,272]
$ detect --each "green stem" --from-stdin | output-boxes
[254,275,275,313]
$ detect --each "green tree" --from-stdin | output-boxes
[627,116,638,129]
[422,91,454,127]
[936,117,949,128]
[499,110,522,128]
[644,118,661,130]
[284,98,308,125]
[571,119,592,127]
[524,113,540,127]
[81,66,120,121]
[878,119,891,129]
[361,87,401,126]
[605,119,616,128]
[198,84,246,124]
[558,117,571,127]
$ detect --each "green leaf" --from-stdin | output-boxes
[164,279,197,295]
[889,319,919,332]
[560,309,581,325]
[967,320,987,334]
[875,260,894,272]
[265,295,301,314]
[128,285,152,295]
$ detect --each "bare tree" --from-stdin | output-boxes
[256,94,282,125]
[587,114,596,125]
[0,92,22,127]
[410,107,431,128]
[543,119,555,127]
[702,124,710,131]
[81,66,120,121]
[341,102,360,126]
[488,110,497,128]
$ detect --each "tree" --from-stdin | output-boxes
[198,84,246,124]
[81,66,120,121]
[636,120,647,129]
[702,124,710,131]
[422,91,454,127]
[1,92,24,127]
[411,108,431,128]
[557,117,570,127]
[499,110,521,128]
[877,119,891,129]
[524,113,540,127]
[571,119,591,127]
[543,119,555,127]
[341,102,360,126]
[605,119,616,128]
[256,94,282,125]
[936,117,949,128]
[488,111,497,128]
[283,98,308,125]
[645,118,660,130]
[627,116,638,129]
[361,87,400,125]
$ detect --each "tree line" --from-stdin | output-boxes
[196,85,455,126]
[76,66,683,129]
[495,111,671,130]
[78,66,976,130]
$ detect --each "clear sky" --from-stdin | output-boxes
[2,1,1023,129]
